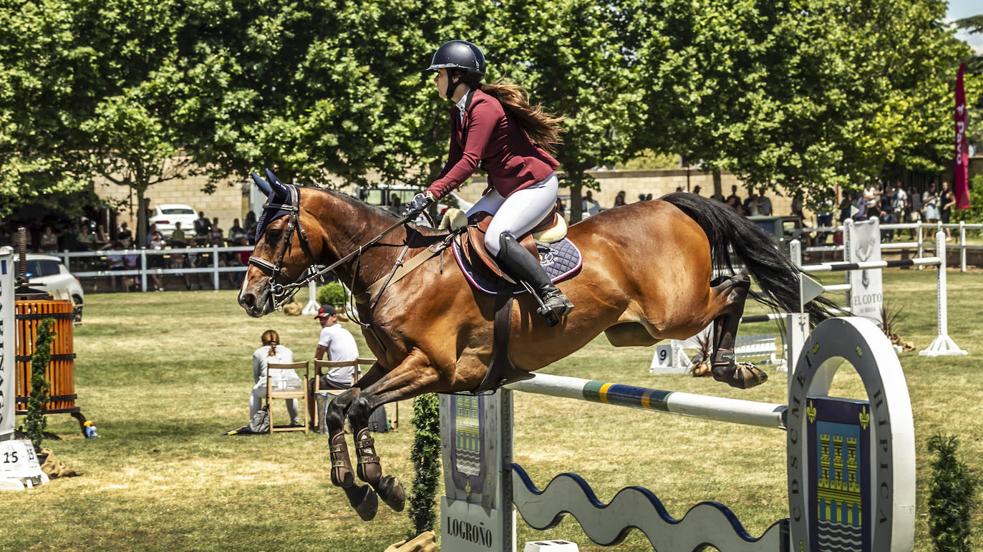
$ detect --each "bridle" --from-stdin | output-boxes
[247,184,425,311]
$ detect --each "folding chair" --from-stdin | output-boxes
[266,361,309,434]
[312,358,381,431]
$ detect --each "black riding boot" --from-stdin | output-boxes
[495,232,574,326]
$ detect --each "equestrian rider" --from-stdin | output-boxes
[408,40,575,322]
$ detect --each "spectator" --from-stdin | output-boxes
[146,223,159,247]
[313,305,359,386]
[725,185,741,206]
[40,226,59,252]
[863,184,881,213]
[922,182,939,223]
[582,191,600,216]
[692,185,702,196]
[725,194,745,215]
[228,219,247,244]
[613,191,626,207]
[117,222,133,243]
[389,196,403,216]
[309,305,360,424]
[790,192,805,223]
[745,188,773,216]
[941,180,955,237]
[77,223,95,251]
[194,211,211,246]
[638,193,647,202]
[169,222,193,290]
[674,186,683,193]
[891,183,908,224]
[645,193,653,201]
[95,224,111,250]
[251,330,302,428]
[244,211,258,243]
[148,230,166,291]
[209,217,224,245]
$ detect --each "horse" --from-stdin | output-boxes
[237,173,833,520]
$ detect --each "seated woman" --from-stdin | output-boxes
[250,330,302,427]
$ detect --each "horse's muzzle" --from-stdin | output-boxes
[238,289,272,318]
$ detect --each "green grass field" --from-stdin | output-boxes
[1,269,981,551]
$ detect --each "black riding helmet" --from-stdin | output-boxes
[426,40,486,99]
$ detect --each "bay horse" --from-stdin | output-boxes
[238,174,833,520]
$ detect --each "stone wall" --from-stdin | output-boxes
[96,176,247,230]
[457,169,794,215]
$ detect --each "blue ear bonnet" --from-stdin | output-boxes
[252,169,294,242]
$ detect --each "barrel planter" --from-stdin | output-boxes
[14,299,86,431]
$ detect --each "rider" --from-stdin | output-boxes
[408,39,574,322]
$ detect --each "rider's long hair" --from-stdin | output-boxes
[261,329,280,357]
[479,80,563,152]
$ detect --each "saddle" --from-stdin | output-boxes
[451,208,568,283]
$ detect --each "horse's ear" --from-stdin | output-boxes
[251,173,272,197]
[265,168,291,202]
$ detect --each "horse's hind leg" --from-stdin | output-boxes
[709,273,768,389]
[348,349,443,513]
[326,388,379,521]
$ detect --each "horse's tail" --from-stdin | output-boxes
[661,192,836,325]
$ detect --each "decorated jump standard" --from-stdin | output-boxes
[441,317,915,552]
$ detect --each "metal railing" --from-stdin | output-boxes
[795,221,983,272]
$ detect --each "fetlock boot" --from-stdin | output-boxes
[495,232,574,325]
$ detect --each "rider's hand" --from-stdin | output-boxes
[406,192,434,214]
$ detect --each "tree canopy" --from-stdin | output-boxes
[0,0,977,226]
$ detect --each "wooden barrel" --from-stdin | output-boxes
[14,299,76,413]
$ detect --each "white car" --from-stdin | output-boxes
[149,204,198,237]
[16,254,85,322]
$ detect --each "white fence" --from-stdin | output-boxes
[797,221,983,272]
[55,245,253,292]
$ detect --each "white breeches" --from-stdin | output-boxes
[466,173,559,256]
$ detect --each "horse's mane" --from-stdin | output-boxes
[304,186,446,238]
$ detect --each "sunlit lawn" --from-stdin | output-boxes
[0,269,980,551]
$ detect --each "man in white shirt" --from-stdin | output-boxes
[309,305,360,426]
[314,305,360,385]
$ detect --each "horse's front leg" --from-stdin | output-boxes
[325,387,380,521]
[348,348,445,514]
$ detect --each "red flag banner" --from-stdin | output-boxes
[954,63,970,209]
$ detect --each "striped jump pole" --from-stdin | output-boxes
[505,373,786,430]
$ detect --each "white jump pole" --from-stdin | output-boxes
[920,231,967,356]
[301,280,320,316]
[0,247,14,442]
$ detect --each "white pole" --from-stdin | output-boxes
[920,231,967,356]
[302,280,320,315]
[916,224,924,267]
[212,244,220,291]
[959,221,966,273]
[789,239,803,314]
[140,249,148,292]
[0,247,15,441]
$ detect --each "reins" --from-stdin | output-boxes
[248,184,429,313]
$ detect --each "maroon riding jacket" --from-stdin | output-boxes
[427,88,560,200]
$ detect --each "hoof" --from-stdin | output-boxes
[344,484,379,521]
[377,475,406,512]
[727,362,768,389]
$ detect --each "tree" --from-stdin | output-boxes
[632,0,974,204]
[0,1,90,219]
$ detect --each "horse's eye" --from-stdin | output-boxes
[266,229,282,242]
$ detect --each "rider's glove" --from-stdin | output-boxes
[406,192,434,214]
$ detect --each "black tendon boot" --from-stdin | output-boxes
[496,232,574,325]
